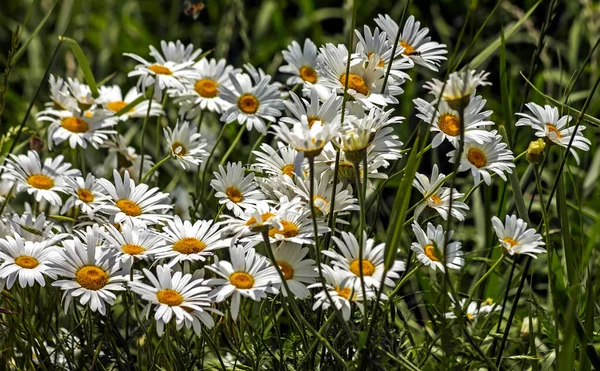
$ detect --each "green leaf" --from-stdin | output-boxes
[59,36,99,97]
[14,0,59,63]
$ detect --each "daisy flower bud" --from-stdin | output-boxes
[526,138,546,165]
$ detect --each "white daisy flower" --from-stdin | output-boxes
[491,215,545,258]
[279,39,320,86]
[318,43,403,109]
[43,74,77,112]
[272,115,340,158]
[210,162,264,217]
[308,264,374,321]
[375,14,448,71]
[220,201,281,245]
[272,242,317,299]
[98,170,172,227]
[154,216,229,266]
[280,89,342,129]
[413,165,469,221]
[219,66,284,135]
[149,40,203,64]
[98,135,155,183]
[445,296,499,323]
[61,174,110,216]
[324,231,405,289]
[448,131,515,185]
[424,70,491,108]
[0,235,60,289]
[411,222,463,272]
[414,94,495,148]
[164,120,208,170]
[263,199,327,245]
[252,142,298,178]
[292,172,359,217]
[129,264,218,336]
[173,58,237,116]
[101,221,163,262]
[515,102,591,164]
[98,85,163,120]
[66,77,95,108]
[51,226,130,315]
[4,151,79,206]
[206,246,280,321]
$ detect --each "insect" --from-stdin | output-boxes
[183,0,205,20]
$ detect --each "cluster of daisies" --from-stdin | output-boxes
[0,13,591,339]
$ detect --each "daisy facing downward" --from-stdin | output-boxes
[411,222,464,272]
[491,215,545,258]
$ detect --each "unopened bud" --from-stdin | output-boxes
[29,136,44,153]
[520,317,537,339]
[526,139,546,165]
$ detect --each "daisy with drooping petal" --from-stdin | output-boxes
[0,235,60,289]
[414,94,495,148]
[129,264,217,336]
[52,226,130,315]
[272,242,317,299]
[65,77,95,108]
[491,215,545,258]
[98,170,172,227]
[272,115,340,158]
[210,162,264,217]
[101,221,164,262]
[411,222,463,272]
[424,70,491,108]
[448,131,515,185]
[174,58,237,116]
[4,150,79,206]
[42,74,77,112]
[164,120,208,170]
[154,216,229,266]
[98,85,164,120]
[308,264,374,321]
[221,201,279,242]
[324,231,404,289]
[412,165,469,221]
[515,102,591,164]
[206,246,279,321]
[263,199,327,245]
[252,142,298,178]
[375,14,448,71]
[280,89,342,129]
[279,39,320,86]
[61,174,110,216]
[149,40,203,64]
[219,66,284,135]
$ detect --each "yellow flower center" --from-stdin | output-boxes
[349,259,376,277]
[400,41,415,55]
[277,260,294,280]
[281,164,295,176]
[428,194,442,205]
[116,199,142,217]
[27,174,54,190]
[106,101,130,113]
[335,286,355,300]
[122,244,146,255]
[313,196,330,216]
[172,237,206,254]
[61,117,89,134]
[467,313,475,322]
[77,188,95,203]
[76,266,109,291]
[339,73,370,96]
[466,148,487,168]
[237,94,259,114]
[14,256,39,269]
[230,272,254,289]
[171,142,187,156]
[299,66,318,83]
[424,244,439,262]
[438,113,460,136]
[367,52,385,68]
[194,79,219,98]
[225,186,243,203]
[156,289,183,306]
[268,220,299,238]
[245,212,275,226]
[546,124,562,139]
[307,116,321,129]
[148,64,173,75]
[503,237,518,249]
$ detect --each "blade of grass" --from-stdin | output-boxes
[59,36,99,97]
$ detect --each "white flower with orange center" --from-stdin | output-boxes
[252,142,299,178]
[308,264,374,321]
[414,94,495,148]
[491,215,545,258]
[221,201,279,241]
[413,165,469,221]
[97,85,163,120]
[164,120,208,170]
[206,247,280,321]
[154,216,229,266]
[272,115,340,158]
[445,296,500,324]
[375,14,448,72]
[98,170,172,227]
[62,174,110,217]
[101,221,164,262]
[4,150,79,206]
[38,74,77,114]
[279,38,321,87]
[292,171,359,218]
[324,231,404,289]
[448,131,515,185]
[281,89,342,131]
[272,242,317,299]
[411,222,463,272]
[261,199,328,245]
[219,66,284,135]
[210,161,264,217]
[424,70,491,108]
[0,235,61,289]
[51,226,130,315]
[129,264,218,336]
[317,43,403,109]
[516,102,591,164]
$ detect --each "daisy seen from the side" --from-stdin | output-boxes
[491,215,545,258]
[411,222,464,272]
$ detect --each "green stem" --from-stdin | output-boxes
[195,124,226,216]
[387,264,420,301]
[138,88,155,181]
[219,125,245,166]
[464,254,504,310]
[352,155,368,330]
[140,155,170,184]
